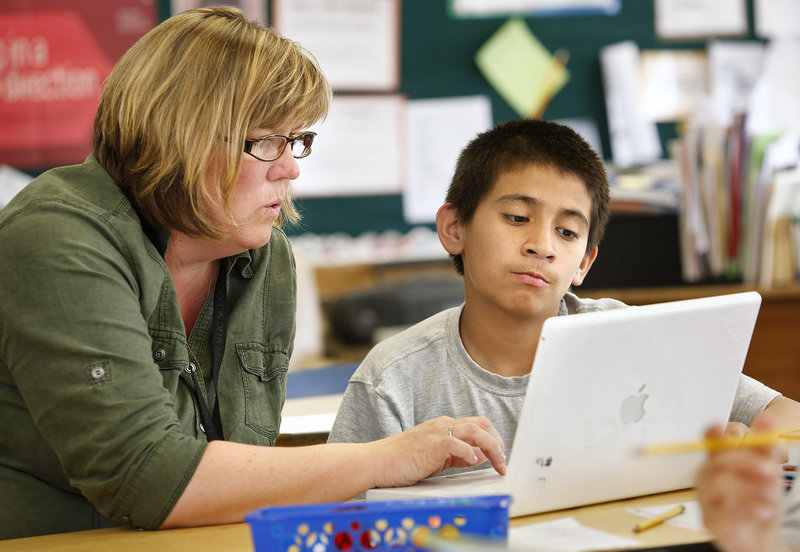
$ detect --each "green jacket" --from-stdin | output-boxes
[0,155,296,539]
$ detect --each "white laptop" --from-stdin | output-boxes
[366,291,762,517]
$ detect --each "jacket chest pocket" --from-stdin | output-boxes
[236,342,288,444]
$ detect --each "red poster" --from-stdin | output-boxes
[0,1,156,169]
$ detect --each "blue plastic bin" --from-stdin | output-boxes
[245,494,511,551]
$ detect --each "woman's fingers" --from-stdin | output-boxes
[371,416,506,488]
[445,417,506,474]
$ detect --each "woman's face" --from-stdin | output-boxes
[207,125,302,253]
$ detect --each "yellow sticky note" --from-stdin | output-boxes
[475,18,569,118]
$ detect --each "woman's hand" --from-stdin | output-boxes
[697,416,785,552]
[368,416,506,488]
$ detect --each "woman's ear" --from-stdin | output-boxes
[436,203,464,255]
[572,245,599,286]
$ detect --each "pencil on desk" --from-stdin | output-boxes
[633,504,686,533]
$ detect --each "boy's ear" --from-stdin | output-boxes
[572,245,598,286]
[436,203,464,255]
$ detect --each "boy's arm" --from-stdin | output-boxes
[729,374,800,427]
[328,381,405,444]
[726,396,800,462]
[758,396,800,434]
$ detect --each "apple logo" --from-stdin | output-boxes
[620,384,649,424]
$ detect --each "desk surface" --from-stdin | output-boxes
[0,489,710,552]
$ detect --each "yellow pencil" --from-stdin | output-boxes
[633,504,686,533]
[641,431,800,456]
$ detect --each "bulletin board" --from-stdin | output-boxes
[287,0,754,237]
[154,0,758,239]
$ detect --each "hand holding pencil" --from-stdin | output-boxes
[641,430,787,456]
[695,415,786,552]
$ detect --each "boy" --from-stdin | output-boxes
[328,119,800,465]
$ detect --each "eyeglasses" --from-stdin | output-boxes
[243,132,316,162]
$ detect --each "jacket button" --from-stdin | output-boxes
[153,348,166,360]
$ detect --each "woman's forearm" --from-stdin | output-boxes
[162,415,507,529]
[162,440,378,527]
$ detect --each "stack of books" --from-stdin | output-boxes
[669,115,800,287]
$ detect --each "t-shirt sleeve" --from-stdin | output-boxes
[328,379,405,444]
[729,374,781,424]
[327,348,410,445]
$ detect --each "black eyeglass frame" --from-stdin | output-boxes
[243,131,316,162]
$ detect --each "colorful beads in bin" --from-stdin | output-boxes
[245,494,511,552]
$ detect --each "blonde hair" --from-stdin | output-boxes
[93,7,331,238]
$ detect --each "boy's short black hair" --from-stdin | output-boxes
[445,118,610,275]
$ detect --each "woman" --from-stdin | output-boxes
[0,7,505,539]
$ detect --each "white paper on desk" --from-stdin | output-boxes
[755,0,800,39]
[403,96,493,225]
[509,517,641,551]
[279,413,337,435]
[627,501,708,534]
[294,94,406,198]
[0,164,33,209]
[272,0,399,91]
[600,41,661,169]
[280,394,343,434]
[655,0,747,40]
[708,41,765,128]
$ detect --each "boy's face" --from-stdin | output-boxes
[438,164,598,322]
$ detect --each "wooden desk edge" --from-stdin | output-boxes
[0,489,710,551]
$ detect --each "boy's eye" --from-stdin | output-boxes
[504,214,528,224]
[557,227,578,240]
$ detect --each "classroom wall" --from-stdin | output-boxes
[151,0,760,289]
[150,0,742,239]
[5,1,762,288]
[279,0,756,239]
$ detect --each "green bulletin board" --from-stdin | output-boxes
[155,0,757,241]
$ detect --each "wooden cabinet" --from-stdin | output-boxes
[313,263,800,401]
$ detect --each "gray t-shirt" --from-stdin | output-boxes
[328,292,780,468]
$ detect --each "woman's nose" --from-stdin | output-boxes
[269,146,300,181]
